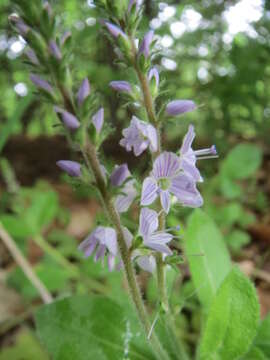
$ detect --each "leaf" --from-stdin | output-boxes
[221,144,262,180]
[22,189,59,235]
[35,295,155,360]
[226,230,251,253]
[185,209,231,308]
[199,267,260,360]
[244,347,267,360]
[253,313,270,357]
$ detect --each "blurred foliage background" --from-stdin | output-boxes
[0,0,270,358]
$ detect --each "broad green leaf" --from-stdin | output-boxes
[221,144,262,180]
[253,313,270,357]
[244,347,267,360]
[0,215,32,239]
[35,295,155,360]
[200,267,260,360]
[185,209,231,308]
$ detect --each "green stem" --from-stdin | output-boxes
[82,141,170,360]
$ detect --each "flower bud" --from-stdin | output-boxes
[56,160,81,177]
[105,22,127,39]
[128,0,139,13]
[25,48,39,65]
[139,30,154,58]
[110,164,130,186]
[92,107,104,133]
[109,81,131,93]
[49,40,62,60]
[148,67,159,88]
[54,107,80,130]
[30,74,53,93]
[77,78,90,106]
[166,100,196,116]
[60,31,72,46]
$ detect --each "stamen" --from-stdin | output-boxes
[194,145,217,157]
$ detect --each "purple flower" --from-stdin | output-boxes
[49,40,62,60]
[105,22,127,39]
[109,81,132,93]
[120,116,158,156]
[180,125,217,182]
[77,78,90,106]
[139,208,173,255]
[54,107,80,130]
[56,160,81,177]
[30,74,53,93]
[92,107,104,133]
[141,152,203,213]
[136,254,156,273]
[25,49,39,65]
[166,100,196,116]
[110,164,137,213]
[60,31,71,46]
[110,164,130,186]
[78,227,118,271]
[10,15,30,36]
[139,30,154,58]
[148,67,159,88]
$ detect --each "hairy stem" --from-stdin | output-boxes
[82,141,170,360]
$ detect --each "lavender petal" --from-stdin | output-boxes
[139,207,159,238]
[166,100,196,116]
[141,177,158,206]
[56,160,81,177]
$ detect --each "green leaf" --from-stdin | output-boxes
[253,313,270,357]
[185,209,231,308]
[226,230,251,253]
[22,189,59,235]
[199,267,260,360]
[35,295,155,360]
[244,347,267,360]
[221,144,262,180]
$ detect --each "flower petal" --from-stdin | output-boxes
[166,100,196,116]
[108,253,116,272]
[170,173,203,207]
[181,158,203,182]
[147,124,158,153]
[110,164,130,187]
[139,207,159,238]
[115,180,137,213]
[56,160,81,177]
[160,190,170,214]
[144,241,172,255]
[141,177,158,206]
[180,124,195,155]
[136,255,156,273]
[152,152,180,179]
[103,228,117,255]
[94,244,106,262]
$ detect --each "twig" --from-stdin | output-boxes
[0,222,53,304]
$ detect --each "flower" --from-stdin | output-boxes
[109,81,132,93]
[49,40,62,60]
[30,74,53,93]
[105,22,127,39]
[110,164,137,213]
[56,160,81,177]
[92,107,104,133]
[25,49,39,65]
[78,227,118,271]
[77,78,90,106]
[166,100,196,116]
[120,116,158,156]
[148,67,159,88]
[139,208,173,255]
[110,164,130,187]
[133,251,156,273]
[180,125,217,182]
[54,106,80,130]
[141,152,203,213]
[139,30,154,58]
